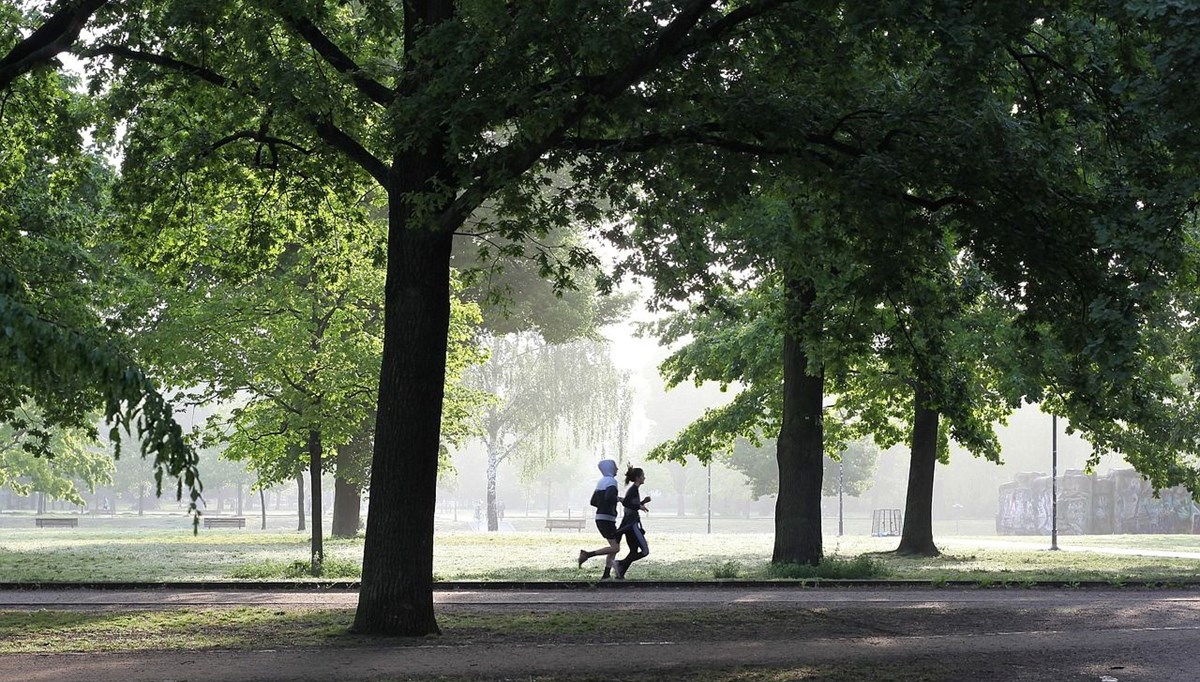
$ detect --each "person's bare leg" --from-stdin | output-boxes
[578,538,620,567]
[601,537,620,578]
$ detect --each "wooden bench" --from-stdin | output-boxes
[545,517,586,532]
[35,517,78,528]
[203,516,246,529]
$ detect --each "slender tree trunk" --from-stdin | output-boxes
[297,473,306,532]
[486,444,500,532]
[332,446,362,538]
[309,429,324,574]
[897,383,941,556]
[259,487,267,530]
[353,208,454,636]
[772,280,824,566]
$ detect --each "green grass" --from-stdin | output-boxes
[1,525,1199,583]
[0,605,926,655]
[0,603,963,679]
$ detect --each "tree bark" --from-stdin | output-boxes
[353,201,454,636]
[308,429,325,574]
[897,383,941,556]
[772,280,824,566]
[0,0,109,90]
[259,487,267,530]
[485,444,500,532]
[332,447,362,538]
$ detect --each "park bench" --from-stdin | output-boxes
[545,517,586,532]
[203,516,247,529]
[35,517,78,528]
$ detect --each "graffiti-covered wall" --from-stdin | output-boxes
[997,469,1199,535]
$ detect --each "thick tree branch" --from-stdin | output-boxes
[563,127,970,212]
[1006,46,1047,124]
[80,44,232,88]
[282,15,394,106]
[309,116,390,186]
[440,0,788,232]
[80,44,391,186]
[560,125,844,163]
[0,0,108,89]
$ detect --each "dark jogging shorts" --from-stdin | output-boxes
[595,520,618,539]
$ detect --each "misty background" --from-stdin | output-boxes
[438,310,1125,537]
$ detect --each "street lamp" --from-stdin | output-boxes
[1051,413,1059,551]
[838,459,844,537]
[706,460,712,534]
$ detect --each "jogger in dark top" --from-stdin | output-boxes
[577,459,622,579]
[615,466,650,579]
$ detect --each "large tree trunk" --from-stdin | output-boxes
[353,211,453,636]
[897,383,941,556]
[772,280,824,566]
[332,447,362,538]
[308,429,325,574]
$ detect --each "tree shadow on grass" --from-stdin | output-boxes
[0,607,360,654]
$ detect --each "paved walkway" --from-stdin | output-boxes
[2,586,1200,680]
[1,584,1199,607]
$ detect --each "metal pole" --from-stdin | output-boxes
[1051,413,1059,551]
[706,461,712,534]
[838,460,844,537]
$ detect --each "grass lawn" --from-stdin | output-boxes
[1,520,1198,583]
[2,517,1194,676]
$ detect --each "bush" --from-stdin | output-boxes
[712,561,741,579]
[767,555,887,580]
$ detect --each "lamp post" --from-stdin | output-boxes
[838,459,845,537]
[1051,413,1059,551]
[706,461,712,534]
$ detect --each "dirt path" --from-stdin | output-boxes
[2,587,1198,681]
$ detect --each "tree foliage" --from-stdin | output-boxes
[0,403,112,505]
[0,22,201,516]
[7,0,1200,634]
[728,435,878,500]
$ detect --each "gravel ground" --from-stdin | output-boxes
[1,586,1198,681]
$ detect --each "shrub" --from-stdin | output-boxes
[712,561,741,579]
[767,555,887,580]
